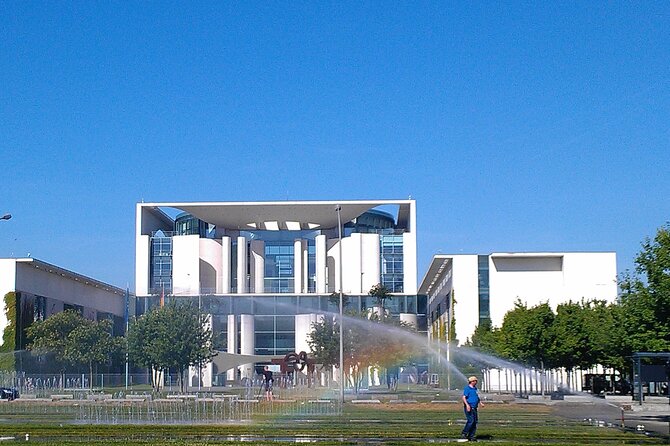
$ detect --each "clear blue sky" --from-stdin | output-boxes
[1,2,668,289]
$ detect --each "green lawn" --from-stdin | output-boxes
[0,402,663,445]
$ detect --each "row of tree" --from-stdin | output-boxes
[26,301,214,392]
[468,223,670,377]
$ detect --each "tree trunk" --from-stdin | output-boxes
[89,362,93,390]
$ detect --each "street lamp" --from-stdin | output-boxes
[335,204,344,404]
[0,214,11,221]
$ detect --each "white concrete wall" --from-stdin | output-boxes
[249,240,265,293]
[239,314,254,379]
[172,235,201,295]
[236,237,247,293]
[328,233,381,295]
[315,235,327,293]
[451,255,479,345]
[226,314,237,381]
[403,201,418,294]
[221,237,231,293]
[14,263,124,316]
[361,233,381,293]
[489,253,617,328]
[199,238,222,293]
[0,260,17,348]
[295,313,324,355]
[135,235,150,296]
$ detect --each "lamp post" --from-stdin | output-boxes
[0,214,11,221]
[335,204,344,404]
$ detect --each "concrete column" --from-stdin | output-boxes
[294,239,303,293]
[226,314,237,382]
[400,313,418,328]
[240,314,255,380]
[250,240,265,293]
[221,236,231,293]
[237,236,247,293]
[303,243,309,293]
[315,234,327,293]
[295,313,323,355]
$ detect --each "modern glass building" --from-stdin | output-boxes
[135,200,425,386]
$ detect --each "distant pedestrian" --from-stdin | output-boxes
[461,375,484,441]
[262,366,274,401]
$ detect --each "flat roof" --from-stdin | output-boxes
[139,200,413,231]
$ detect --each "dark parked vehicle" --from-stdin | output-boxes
[0,387,19,400]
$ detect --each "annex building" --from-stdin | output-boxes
[419,252,617,346]
[135,200,426,385]
[0,258,127,365]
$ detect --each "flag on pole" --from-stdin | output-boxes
[160,284,165,307]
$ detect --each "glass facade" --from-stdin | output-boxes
[380,235,404,292]
[477,255,490,323]
[136,294,428,356]
[175,212,211,237]
[150,235,173,294]
[264,242,295,293]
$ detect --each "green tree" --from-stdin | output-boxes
[368,284,392,312]
[548,301,594,382]
[306,317,340,370]
[0,292,17,371]
[27,310,122,386]
[619,223,670,352]
[497,301,554,368]
[63,319,123,388]
[127,301,215,392]
[27,310,87,372]
[469,318,500,356]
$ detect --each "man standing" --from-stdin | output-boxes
[262,365,274,401]
[461,375,483,441]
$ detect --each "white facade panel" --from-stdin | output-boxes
[452,255,480,345]
[135,235,150,296]
[240,314,254,379]
[295,313,323,355]
[221,237,231,293]
[402,201,418,294]
[172,235,201,295]
[315,235,327,293]
[236,236,247,293]
[226,314,237,381]
[361,233,381,294]
[199,238,222,294]
[0,260,17,347]
[249,240,265,293]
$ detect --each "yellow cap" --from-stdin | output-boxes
[468,376,478,383]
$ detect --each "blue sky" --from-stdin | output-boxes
[1,2,668,289]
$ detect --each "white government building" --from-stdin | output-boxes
[135,200,426,386]
[419,252,618,392]
[419,252,617,346]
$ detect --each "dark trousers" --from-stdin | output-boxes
[462,406,478,439]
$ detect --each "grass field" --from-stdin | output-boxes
[0,401,665,445]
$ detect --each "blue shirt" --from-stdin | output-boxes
[463,385,480,408]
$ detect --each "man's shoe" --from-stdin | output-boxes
[468,438,477,442]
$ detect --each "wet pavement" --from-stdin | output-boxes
[549,400,670,439]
